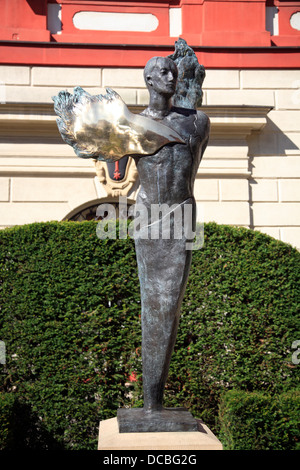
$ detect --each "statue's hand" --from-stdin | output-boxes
[52,87,184,162]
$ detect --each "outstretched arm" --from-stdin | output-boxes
[53,87,184,162]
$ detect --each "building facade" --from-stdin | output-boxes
[0,0,300,248]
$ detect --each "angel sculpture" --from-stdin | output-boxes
[53,44,210,433]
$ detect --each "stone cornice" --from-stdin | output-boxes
[0,103,271,179]
[0,103,271,137]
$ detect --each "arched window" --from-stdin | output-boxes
[65,201,134,222]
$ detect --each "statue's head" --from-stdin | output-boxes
[144,56,178,98]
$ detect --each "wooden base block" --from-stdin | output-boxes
[98,417,223,450]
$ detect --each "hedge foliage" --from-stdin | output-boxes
[218,389,300,450]
[0,392,15,450]
[0,221,299,449]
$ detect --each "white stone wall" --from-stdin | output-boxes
[0,65,299,249]
[243,71,300,248]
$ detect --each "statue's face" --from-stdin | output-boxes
[147,57,178,97]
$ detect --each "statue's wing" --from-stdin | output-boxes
[52,87,184,162]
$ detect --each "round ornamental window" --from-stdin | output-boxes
[290,12,300,31]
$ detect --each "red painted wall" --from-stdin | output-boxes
[0,0,299,68]
[1,0,50,41]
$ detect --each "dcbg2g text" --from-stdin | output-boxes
[147,454,197,465]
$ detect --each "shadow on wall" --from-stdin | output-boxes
[248,116,299,157]
[26,0,46,15]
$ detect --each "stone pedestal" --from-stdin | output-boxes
[98,417,223,450]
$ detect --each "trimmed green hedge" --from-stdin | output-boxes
[218,389,300,450]
[0,221,299,449]
[0,392,15,450]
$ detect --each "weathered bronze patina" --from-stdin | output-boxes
[53,39,210,433]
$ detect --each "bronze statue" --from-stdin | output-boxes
[53,39,210,433]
